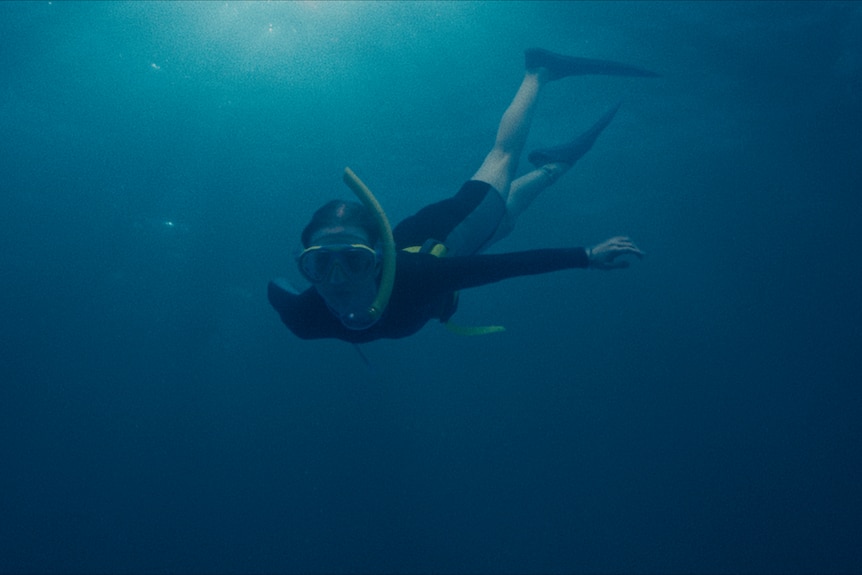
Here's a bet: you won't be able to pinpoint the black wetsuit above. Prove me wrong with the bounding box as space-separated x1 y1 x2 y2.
268 181 591 343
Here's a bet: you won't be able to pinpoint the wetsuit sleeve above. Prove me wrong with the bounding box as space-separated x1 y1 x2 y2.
404 247 591 295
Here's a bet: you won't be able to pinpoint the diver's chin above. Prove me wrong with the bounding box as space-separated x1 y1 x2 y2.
316 281 377 319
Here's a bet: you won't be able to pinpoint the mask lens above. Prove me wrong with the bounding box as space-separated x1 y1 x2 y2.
342 248 375 275
298 250 331 283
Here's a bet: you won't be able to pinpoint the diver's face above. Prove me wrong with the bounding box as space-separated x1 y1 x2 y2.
302 226 380 315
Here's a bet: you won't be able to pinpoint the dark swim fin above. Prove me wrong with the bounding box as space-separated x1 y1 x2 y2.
525 48 659 79
528 101 621 167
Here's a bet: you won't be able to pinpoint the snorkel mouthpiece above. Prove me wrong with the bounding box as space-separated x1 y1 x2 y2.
339 167 396 330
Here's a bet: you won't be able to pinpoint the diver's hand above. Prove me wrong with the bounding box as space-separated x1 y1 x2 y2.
586 236 645 270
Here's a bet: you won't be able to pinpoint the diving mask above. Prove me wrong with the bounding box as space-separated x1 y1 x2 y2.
297 243 380 284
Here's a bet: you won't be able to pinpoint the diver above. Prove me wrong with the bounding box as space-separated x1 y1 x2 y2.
269 48 654 343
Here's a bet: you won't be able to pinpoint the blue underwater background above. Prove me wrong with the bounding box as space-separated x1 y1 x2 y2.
2 1 861 573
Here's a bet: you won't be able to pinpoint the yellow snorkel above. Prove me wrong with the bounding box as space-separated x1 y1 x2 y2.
339 167 396 330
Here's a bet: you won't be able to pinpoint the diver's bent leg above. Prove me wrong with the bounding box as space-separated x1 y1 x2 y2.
482 104 621 249
471 70 548 201
507 163 569 218
481 163 569 249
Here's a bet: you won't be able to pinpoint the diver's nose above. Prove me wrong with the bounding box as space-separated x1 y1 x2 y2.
326 262 348 285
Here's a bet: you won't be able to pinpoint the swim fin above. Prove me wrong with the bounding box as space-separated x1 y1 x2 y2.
528 102 621 167
525 48 659 79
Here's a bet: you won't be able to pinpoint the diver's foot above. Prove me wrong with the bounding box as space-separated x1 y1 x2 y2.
525 48 659 80
528 102 622 167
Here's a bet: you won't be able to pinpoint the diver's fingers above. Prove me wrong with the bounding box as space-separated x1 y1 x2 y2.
608 236 646 258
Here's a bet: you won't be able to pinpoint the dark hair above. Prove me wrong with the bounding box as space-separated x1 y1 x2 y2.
300 200 379 247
